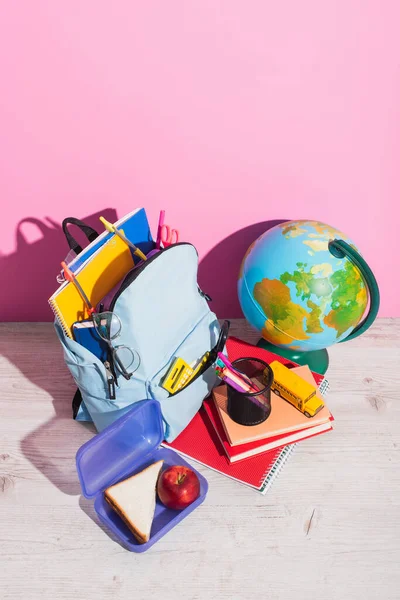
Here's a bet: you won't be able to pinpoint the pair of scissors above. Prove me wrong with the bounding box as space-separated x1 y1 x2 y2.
156 210 179 248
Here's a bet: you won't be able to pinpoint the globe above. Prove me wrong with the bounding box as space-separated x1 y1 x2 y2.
238 220 371 370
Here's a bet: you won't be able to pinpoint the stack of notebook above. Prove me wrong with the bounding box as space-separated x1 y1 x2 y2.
206 364 333 463
164 337 332 494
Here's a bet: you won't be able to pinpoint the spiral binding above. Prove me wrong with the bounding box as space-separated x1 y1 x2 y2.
259 444 296 494
319 378 330 395
48 299 73 339
259 376 330 493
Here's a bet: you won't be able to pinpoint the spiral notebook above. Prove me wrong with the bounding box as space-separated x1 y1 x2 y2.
163 407 295 493
49 233 133 338
67 207 153 273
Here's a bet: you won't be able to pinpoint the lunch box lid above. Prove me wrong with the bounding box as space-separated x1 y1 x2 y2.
76 399 164 499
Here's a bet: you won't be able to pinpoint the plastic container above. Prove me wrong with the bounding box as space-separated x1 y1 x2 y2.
227 357 273 426
76 399 208 552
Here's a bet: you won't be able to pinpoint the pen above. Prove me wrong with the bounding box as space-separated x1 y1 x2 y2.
61 261 95 316
99 216 147 262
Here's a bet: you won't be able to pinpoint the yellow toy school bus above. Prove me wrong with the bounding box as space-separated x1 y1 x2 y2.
268 361 324 418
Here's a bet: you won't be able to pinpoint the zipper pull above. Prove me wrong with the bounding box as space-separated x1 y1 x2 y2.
104 361 116 399
198 286 212 302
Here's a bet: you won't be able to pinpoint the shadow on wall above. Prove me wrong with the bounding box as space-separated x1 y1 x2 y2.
0 208 117 321
0 208 118 497
198 219 289 318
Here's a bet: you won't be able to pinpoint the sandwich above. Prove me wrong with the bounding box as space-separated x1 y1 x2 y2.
104 460 164 544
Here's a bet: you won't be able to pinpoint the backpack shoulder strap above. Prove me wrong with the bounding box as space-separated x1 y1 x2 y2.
72 388 83 419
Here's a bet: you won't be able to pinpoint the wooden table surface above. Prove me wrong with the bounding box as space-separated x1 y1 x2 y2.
1 319 399 600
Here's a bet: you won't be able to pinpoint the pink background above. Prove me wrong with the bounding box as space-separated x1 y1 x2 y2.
0 1 398 320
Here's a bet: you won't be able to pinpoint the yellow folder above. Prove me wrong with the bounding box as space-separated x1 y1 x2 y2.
49 233 134 338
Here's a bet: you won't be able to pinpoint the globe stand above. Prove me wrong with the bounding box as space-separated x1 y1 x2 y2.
256 339 329 375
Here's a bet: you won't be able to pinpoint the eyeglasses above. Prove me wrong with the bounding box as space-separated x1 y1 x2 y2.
92 312 140 380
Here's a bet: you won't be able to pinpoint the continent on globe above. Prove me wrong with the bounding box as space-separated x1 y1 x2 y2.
253 278 310 345
323 261 367 338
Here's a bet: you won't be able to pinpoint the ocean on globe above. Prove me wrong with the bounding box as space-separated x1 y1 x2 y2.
238 220 368 352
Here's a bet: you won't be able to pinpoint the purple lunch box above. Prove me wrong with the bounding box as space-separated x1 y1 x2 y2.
76 399 208 552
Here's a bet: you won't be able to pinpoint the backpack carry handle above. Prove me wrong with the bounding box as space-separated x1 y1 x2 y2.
62 217 99 255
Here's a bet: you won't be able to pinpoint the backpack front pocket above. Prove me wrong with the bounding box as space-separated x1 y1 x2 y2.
155 367 217 441
148 311 220 441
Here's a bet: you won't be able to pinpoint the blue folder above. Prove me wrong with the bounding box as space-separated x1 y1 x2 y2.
70 207 154 273
72 321 109 363
72 321 109 422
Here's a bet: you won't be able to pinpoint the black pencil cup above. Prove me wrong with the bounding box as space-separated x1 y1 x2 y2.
227 358 274 426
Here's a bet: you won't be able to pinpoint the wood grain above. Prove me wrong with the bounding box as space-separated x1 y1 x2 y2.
1 319 399 600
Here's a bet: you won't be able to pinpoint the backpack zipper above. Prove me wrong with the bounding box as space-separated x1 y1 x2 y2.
104 242 211 399
104 361 116 399
109 242 210 311
198 286 212 302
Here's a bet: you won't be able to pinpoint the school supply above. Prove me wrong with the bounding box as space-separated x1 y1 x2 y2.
92 311 140 383
183 351 211 387
55 240 220 441
164 364 330 486
213 365 332 447
162 322 230 396
204 384 333 464
225 336 330 399
99 216 147 262
104 460 164 544
72 320 109 363
161 357 194 394
64 260 140 386
204 398 332 463
215 354 257 394
185 320 230 380
61 261 95 315
163 407 295 493
156 209 179 248
50 233 134 338
224 357 273 426
62 208 153 274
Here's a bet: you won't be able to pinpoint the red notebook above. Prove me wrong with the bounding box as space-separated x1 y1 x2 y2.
163 407 294 492
203 396 333 463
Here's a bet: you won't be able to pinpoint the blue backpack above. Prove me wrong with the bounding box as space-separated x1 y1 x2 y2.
55 238 221 442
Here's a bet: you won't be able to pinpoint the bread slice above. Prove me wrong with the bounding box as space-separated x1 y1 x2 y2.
104 460 164 544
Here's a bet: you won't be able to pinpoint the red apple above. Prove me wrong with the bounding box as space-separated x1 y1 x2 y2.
157 465 200 510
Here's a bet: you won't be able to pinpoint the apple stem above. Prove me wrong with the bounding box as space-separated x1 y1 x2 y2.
177 472 186 485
